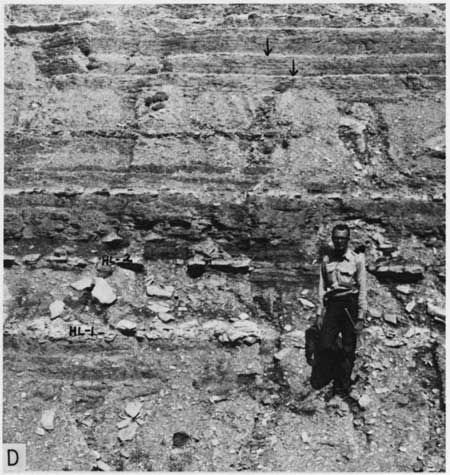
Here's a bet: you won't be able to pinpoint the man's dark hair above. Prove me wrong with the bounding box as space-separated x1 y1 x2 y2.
331 223 350 238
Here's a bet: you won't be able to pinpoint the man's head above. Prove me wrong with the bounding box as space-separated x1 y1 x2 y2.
331 224 350 256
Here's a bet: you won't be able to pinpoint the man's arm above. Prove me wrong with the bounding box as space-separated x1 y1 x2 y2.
316 257 326 324
356 254 367 321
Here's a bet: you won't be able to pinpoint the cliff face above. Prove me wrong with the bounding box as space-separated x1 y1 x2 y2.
3 4 445 472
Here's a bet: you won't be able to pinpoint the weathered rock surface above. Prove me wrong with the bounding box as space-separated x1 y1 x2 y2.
3 3 445 472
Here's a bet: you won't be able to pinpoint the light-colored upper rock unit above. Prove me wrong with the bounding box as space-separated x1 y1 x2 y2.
4 4 445 194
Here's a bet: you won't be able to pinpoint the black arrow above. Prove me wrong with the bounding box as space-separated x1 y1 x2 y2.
289 59 298 76
263 37 273 56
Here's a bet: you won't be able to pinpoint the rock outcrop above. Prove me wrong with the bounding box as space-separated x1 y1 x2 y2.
3 4 445 472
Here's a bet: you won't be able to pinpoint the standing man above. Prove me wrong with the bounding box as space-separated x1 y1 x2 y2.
313 223 367 395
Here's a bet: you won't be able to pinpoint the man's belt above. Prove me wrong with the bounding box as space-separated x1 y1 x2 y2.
324 288 358 302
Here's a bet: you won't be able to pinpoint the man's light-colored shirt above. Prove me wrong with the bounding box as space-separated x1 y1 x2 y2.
317 248 367 319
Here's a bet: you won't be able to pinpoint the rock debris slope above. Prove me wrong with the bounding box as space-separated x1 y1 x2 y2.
3 4 445 471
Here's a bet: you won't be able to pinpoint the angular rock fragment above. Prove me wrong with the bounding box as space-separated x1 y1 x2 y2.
369 308 383 319
301 432 310 443
49 300 65 320
27 317 47 333
135 330 145 341
209 395 227 403
35 427 45 436
102 231 125 248
47 247 68 263
23 253 41 264
383 314 398 325
210 257 251 273
374 387 389 394
226 320 260 344
125 401 143 419
92 278 117 305
358 394 371 409
118 422 138 442
262 393 280 405
4 254 16 268
71 276 94 291
396 284 412 295
60 245 76 255
146 330 162 340
116 319 137 335
40 409 55 431
299 297 315 309
148 302 171 314
372 233 396 254
191 238 226 259
96 461 112 471
104 333 117 343
146 284 175 299
158 312 175 323
427 302 445 321
274 348 291 361
424 134 445 158
67 257 88 268
144 231 163 242
405 301 416 313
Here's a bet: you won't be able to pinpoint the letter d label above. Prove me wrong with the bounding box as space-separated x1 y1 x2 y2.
3 444 26 472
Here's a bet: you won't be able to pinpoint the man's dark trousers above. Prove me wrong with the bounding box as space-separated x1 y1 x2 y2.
311 294 358 392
